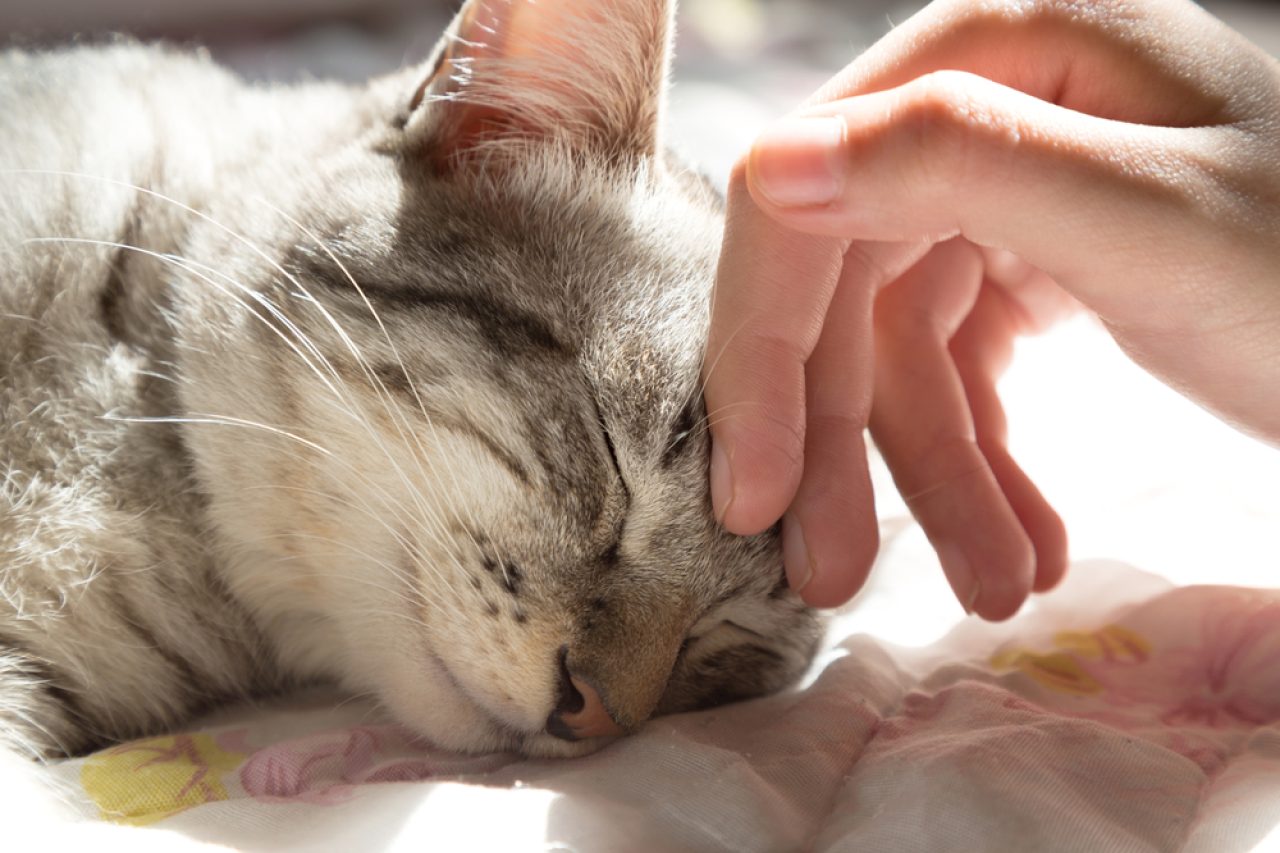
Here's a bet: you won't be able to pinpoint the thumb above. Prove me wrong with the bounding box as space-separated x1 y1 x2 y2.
746 69 1202 311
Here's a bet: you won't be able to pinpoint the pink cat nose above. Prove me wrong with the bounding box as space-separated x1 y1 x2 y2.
546 649 624 741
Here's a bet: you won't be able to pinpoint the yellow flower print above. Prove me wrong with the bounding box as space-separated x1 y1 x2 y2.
1051 625 1150 664
990 625 1152 696
82 733 246 825
990 648 1102 695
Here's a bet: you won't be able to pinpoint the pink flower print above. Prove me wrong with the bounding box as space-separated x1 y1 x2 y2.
239 727 437 805
1083 588 1280 728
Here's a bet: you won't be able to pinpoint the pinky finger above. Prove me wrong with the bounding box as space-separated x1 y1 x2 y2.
949 281 1069 593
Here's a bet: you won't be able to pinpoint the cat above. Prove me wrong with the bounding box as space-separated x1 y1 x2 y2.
0 0 820 800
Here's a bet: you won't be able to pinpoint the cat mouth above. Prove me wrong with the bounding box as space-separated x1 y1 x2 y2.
426 649 529 743
424 649 620 758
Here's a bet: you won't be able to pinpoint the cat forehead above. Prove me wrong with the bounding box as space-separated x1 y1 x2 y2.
385 154 723 398
389 148 723 275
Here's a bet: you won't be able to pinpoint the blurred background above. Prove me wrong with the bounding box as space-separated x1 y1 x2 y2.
3 0 1279 186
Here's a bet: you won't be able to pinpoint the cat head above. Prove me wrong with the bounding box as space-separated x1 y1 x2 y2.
180 0 821 757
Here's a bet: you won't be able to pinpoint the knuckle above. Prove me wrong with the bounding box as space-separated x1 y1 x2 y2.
911 70 979 124
794 446 875 531
900 71 985 194
750 332 816 385
712 334 810 470
892 433 992 503
808 412 871 448
843 242 894 290
742 412 807 471
899 70 1020 201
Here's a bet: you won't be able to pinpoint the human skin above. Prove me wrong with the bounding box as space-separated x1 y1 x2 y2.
703 0 1280 619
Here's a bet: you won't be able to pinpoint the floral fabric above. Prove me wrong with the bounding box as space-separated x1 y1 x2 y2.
50 560 1280 852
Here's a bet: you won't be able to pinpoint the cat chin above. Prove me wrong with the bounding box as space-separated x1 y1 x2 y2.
382 692 613 760
517 731 618 760
357 644 534 758
371 655 617 759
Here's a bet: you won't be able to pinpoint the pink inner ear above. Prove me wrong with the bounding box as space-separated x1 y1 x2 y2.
417 0 558 161
418 0 672 167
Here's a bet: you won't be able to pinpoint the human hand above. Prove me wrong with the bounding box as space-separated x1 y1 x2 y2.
703 0 1280 618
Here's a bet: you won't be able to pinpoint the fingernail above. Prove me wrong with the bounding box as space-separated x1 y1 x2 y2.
782 514 815 593
935 541 981 615
710 439 735 525
750 115 846 208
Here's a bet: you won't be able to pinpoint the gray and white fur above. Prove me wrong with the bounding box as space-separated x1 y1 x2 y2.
0 0 820 788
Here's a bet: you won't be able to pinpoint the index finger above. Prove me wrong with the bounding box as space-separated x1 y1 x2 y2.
703 159 845 535
704 154 924 538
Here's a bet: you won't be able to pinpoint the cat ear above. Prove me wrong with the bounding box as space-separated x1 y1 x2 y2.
411 0 674 169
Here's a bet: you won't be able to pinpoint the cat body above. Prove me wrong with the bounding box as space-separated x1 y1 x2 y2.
0 43 363 760
0 0 819 792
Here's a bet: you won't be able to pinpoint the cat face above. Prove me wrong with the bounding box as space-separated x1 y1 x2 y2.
178 0 820 757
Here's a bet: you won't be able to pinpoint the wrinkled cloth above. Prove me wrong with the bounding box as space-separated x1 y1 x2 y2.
40 319 1280 853
47 560 1280 853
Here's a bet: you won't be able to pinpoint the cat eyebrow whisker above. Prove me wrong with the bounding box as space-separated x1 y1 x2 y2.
21 236 355 408
657 313 757 464
9 169 475 590
684 402 768 453
266 203 505 580
702 401 774 431
24 229 473 596
104 408 463 594
691 312 754 418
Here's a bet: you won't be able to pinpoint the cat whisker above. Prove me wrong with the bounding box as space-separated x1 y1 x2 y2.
6 178 409 488
329 688 383 714
690 312 755 415
667 401 763 456
135 416 464 585
264 202 492 576
702 399 774 430
18 235 471 589
105 413 331 457
19 237 354 409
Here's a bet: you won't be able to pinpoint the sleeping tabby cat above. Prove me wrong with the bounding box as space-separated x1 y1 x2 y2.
0 0 819 787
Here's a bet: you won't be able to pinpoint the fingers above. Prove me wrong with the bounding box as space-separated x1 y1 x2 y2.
781 240 929 607
746 70 1199 316
704 0 1280 619
949 281 1070 594
870 240 1035 620
805 0 1250 127
703 162 847 537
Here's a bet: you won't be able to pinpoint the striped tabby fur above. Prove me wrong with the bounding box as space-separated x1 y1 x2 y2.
0 0 820 800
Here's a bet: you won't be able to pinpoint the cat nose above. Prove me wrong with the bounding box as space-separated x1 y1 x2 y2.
545 647 624 741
